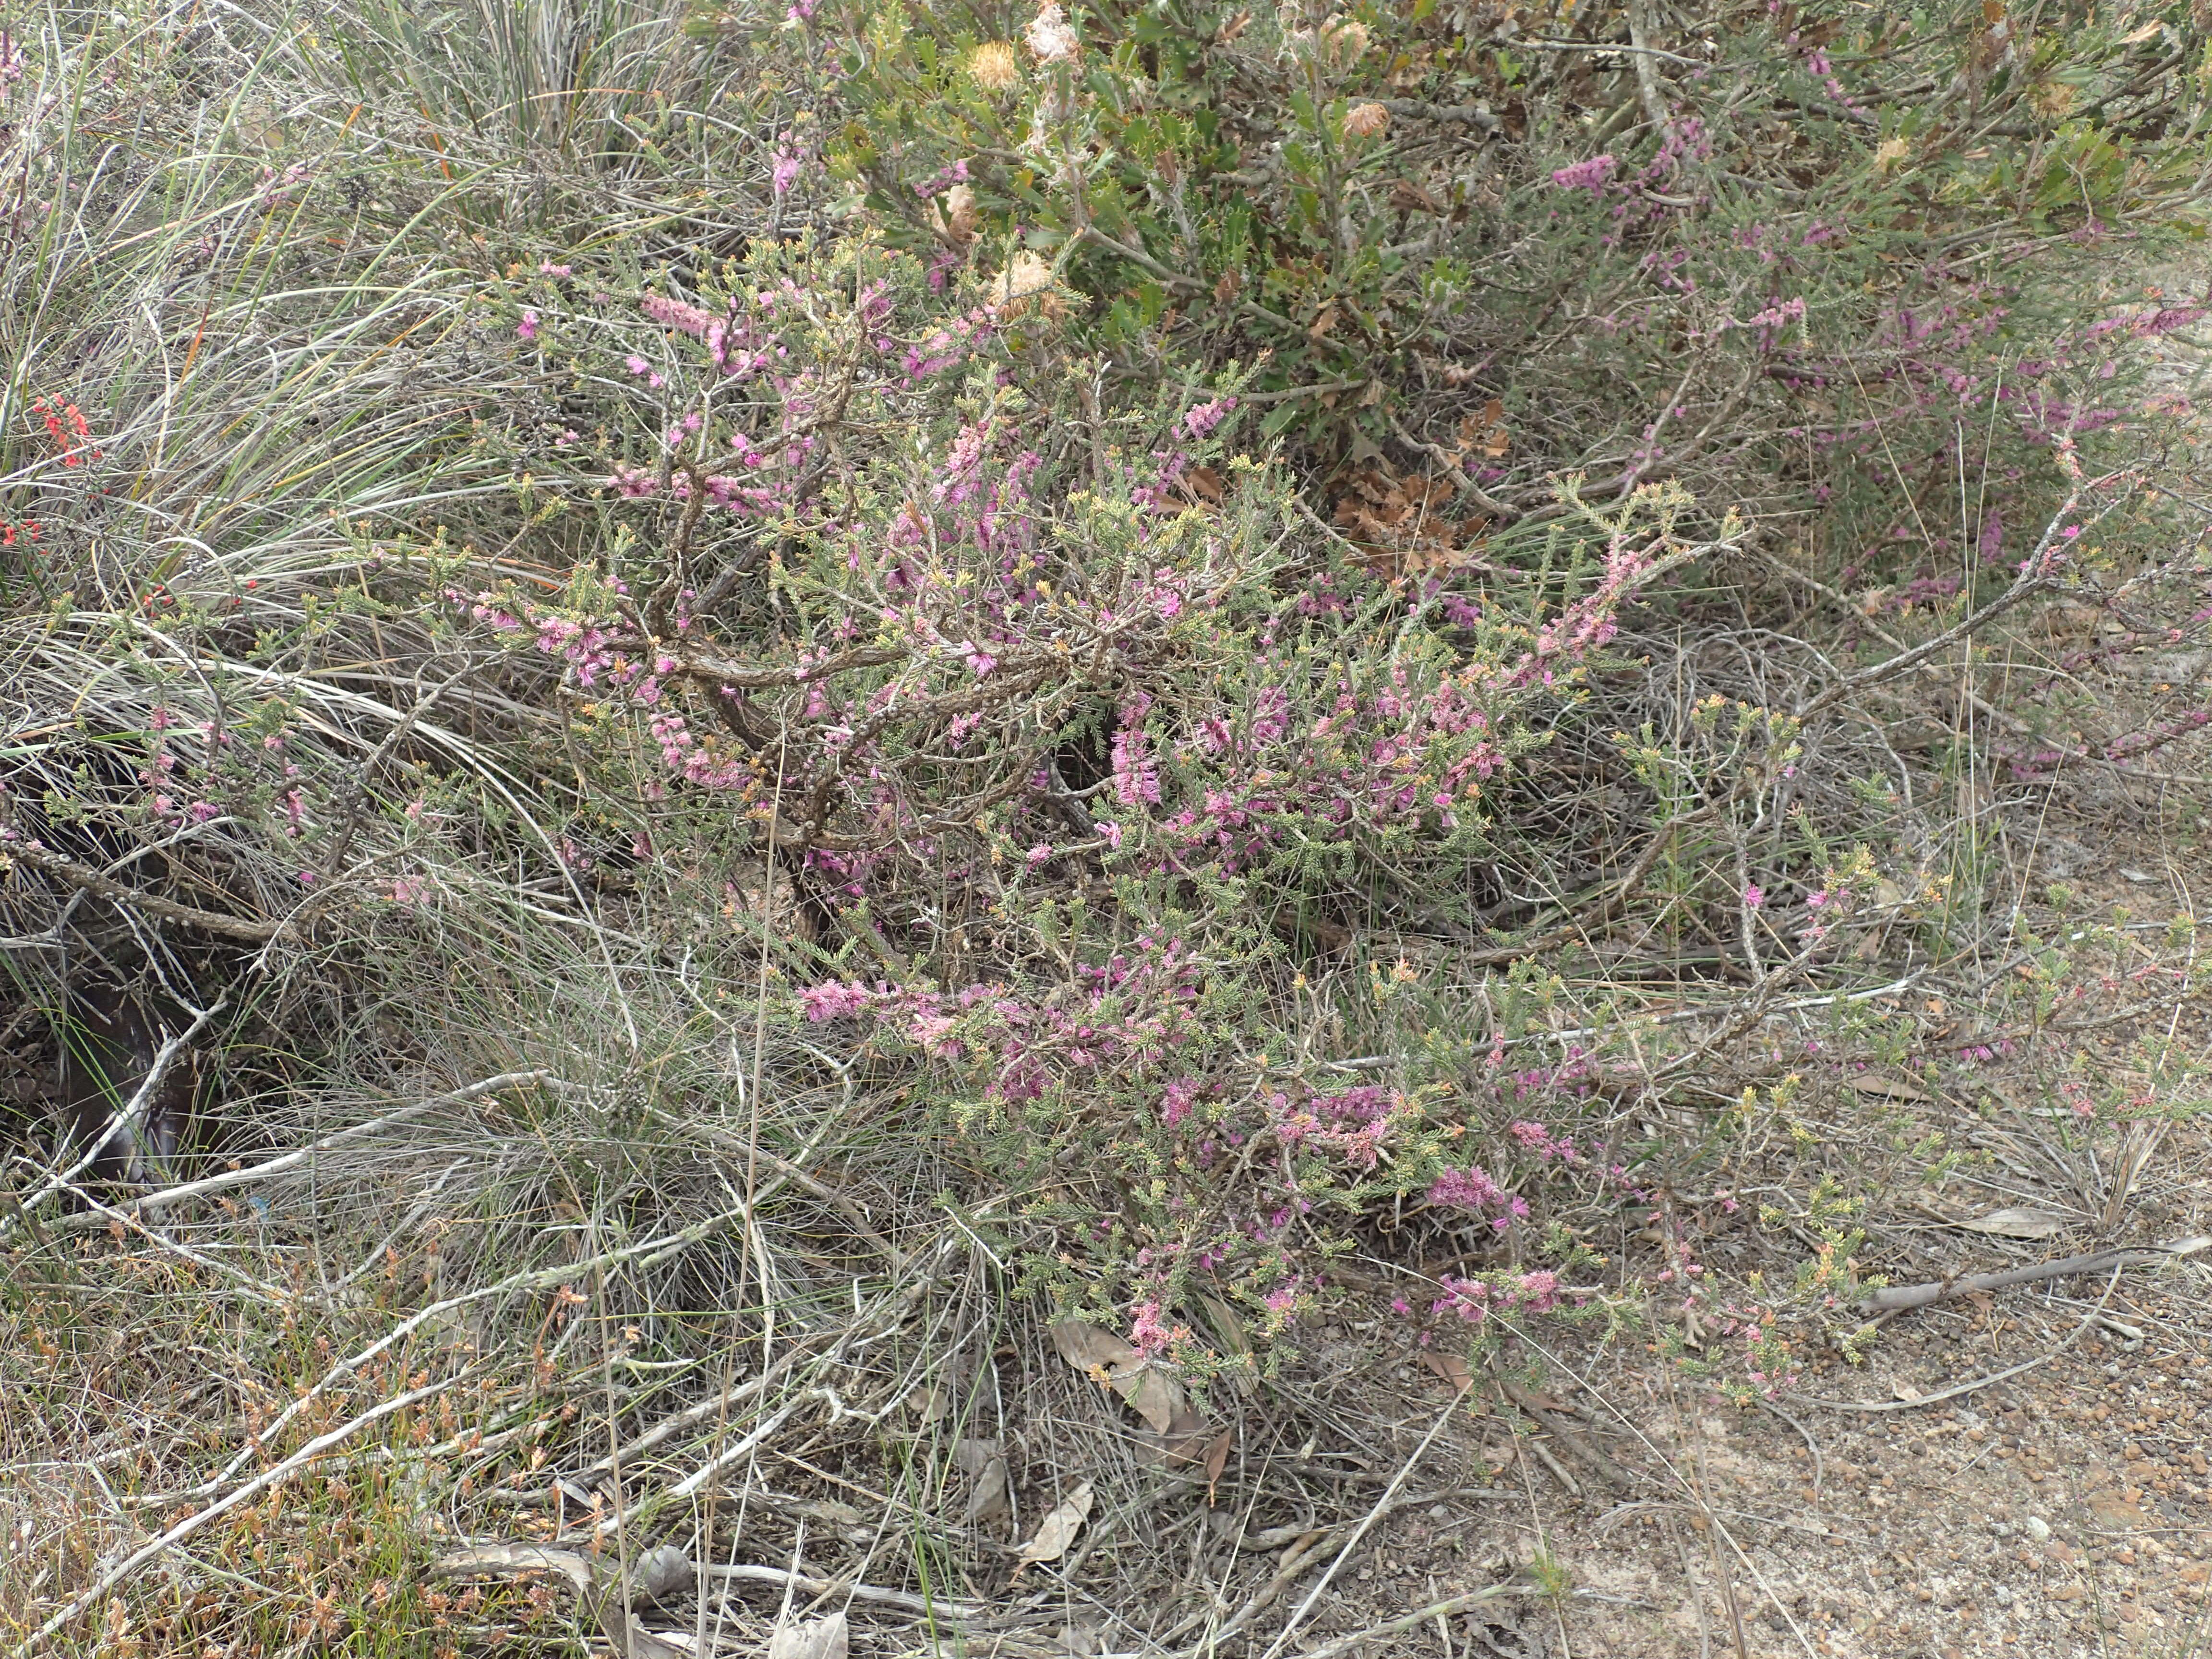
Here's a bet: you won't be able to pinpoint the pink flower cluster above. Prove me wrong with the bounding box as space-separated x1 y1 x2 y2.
1427 1164 1530 1231
1551 155 1616 193
1431 1270 1563 1324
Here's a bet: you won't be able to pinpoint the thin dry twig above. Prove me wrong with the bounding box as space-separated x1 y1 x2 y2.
1493 1370 1635 1492
1855 1234 2207 1313
0 837 286 941
1788 1263 2130 1414
1260 1397 1463 1659
34 1070 553 1230
1267 1585 1520 1659
433 1544 689 1659
5 997 225 1222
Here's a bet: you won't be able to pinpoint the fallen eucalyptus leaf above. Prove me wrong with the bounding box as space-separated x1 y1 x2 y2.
630 1543 693 1604
1954 1207 2069 1240
1418 1350 1474 1395
955 1438 1010 1526
1050 1318 1190 1433
1203 1428 1234 1493
1016 1481 1095 1571
1050 1319 1142 1374
767 1611 849 1659
1119 1365 1189 1435
1852 1073 1932 1104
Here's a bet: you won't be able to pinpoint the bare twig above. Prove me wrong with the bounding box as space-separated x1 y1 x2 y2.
10 1367 485 1657
1260 1397 1462 1659
5 997 224 1223
34 1070 553 1232
1494 1371 1635 1492
0 837 284 941
1787 1263 2132 1414
433 1544 689 1659
1855 1235 2207 1314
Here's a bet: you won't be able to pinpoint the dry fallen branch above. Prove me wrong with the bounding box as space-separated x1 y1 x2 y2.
168 1195 764 1502
0 837 288 941
5 998 226 1225
1856 1233 2208 1313
433 1542 692 1659
709 1564 989 1620
1492 1370 1635 1492
10 1366 484 1658
27 1070 554 1235
1787 1264 2132 1415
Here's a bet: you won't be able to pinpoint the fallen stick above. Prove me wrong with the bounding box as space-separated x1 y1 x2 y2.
1789 1263 2131 1416
182 1193 760 1500
707 1563 988 1619
1857 1234 2208 1313
5 998 224 1226
1493 1371 1635 1492
435 1543 691 1659
10 1368 479 1659
1269 1585 1519 1659
0 838 285 942
33 1069 553 1233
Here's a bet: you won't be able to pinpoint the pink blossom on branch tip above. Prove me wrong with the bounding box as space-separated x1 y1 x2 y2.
1551 154 1616 192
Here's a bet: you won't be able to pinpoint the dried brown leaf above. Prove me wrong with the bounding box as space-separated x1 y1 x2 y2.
1049 1317 1194 1432
1049 1319 1141 1375
1852 1072 1933 1104
1120 1365 1188 1434
1204 1428 1234 1494
1181 465 1226 504
768 1612 850 1659
1015 1481 1095 1571
1418 1350 1474 1395
1954 1206 2069 1240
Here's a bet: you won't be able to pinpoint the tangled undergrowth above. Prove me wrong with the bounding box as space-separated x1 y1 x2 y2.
2 0 2210 1653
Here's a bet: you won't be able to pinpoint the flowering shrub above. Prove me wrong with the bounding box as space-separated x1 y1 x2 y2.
3 0 2207 1432
20 6 2212 1654
422 232 1789 1338
399 139 2212 1387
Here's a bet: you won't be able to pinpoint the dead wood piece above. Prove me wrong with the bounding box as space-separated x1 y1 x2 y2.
1792 1262 2138 1415
0 839 283 942
433 1543 690 1659
1858 1234 2208 1313
1492 1373 1635 1492
709 1563 988 1620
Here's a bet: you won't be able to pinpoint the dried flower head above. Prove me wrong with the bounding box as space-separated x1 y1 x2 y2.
1025 0 1080 63
991 252 1057 314
1289 13 1369 65
1342 101 1389 139
971 40 1021 89
935 183 980 247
